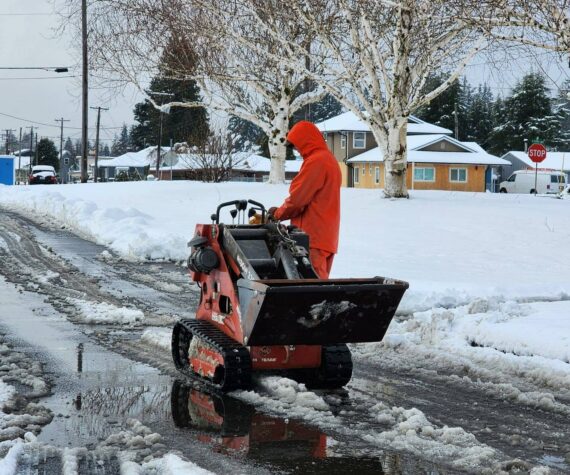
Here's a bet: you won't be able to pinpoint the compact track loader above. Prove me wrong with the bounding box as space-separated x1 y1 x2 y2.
172 199 408 391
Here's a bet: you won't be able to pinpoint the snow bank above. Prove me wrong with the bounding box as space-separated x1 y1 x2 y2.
137 453 214 475
1 182 568 302
141 328 171 351
67 298 145 324
235 376 502 472
0 440 23 475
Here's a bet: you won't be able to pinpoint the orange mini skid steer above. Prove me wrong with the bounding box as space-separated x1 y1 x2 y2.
172 199 409 392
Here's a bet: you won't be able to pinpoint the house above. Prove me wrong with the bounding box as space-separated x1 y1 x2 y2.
229 153 302 182
97 147 156 181
316 111 509 192
501 151 570 182
156 151 302 182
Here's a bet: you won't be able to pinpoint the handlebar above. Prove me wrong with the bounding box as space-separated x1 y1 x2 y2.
212 199 267 224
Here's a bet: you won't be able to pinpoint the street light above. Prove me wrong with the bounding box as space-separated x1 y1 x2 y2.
148 92 174 178
0 66 69 73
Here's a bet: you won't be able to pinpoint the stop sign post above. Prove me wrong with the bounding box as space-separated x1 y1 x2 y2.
528 143 547 195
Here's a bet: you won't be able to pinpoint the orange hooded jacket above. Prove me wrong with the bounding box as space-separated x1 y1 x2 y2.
273 121 342 254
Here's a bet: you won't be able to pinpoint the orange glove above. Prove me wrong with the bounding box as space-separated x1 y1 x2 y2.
249 213 263 225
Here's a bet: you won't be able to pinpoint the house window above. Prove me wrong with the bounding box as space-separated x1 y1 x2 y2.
450 168 467 183
353 132 366 149
340 134 346 149
414 167 435 182
370 164 373 175
353 166 360 184
375 167 380 184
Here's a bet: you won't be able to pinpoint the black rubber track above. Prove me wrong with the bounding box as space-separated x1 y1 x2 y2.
172 319 252 392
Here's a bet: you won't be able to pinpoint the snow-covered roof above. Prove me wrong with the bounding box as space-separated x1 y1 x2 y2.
232 153 303 173
503 151 570 171
157 152 303 173
316 111 453 135
98 147 156 168
348 135 508 166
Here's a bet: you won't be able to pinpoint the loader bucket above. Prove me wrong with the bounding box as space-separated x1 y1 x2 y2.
237 278 409 346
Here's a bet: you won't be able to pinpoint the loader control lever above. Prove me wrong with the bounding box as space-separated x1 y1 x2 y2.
213 199 267 224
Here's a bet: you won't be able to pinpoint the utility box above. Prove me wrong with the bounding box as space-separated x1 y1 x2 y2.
0 156 15 186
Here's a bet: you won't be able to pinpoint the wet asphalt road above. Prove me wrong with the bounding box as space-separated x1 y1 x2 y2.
0 209 569 474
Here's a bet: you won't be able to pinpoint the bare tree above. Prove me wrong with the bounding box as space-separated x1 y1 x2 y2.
58 0 327 184
465 1 570 53
174 130 247 183
232 0 486 197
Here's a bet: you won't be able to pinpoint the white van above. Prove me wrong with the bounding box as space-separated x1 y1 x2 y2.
499 170 566 194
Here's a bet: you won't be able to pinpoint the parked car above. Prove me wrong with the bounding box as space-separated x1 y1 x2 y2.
29 165 58 185
499 170 566 194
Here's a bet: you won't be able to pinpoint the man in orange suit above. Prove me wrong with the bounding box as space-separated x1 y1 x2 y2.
268 121 341 279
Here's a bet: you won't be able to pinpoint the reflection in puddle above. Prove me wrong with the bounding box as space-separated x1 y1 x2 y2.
170 381 389 474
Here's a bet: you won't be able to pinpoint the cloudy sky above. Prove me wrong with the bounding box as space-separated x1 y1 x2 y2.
0 0 139 148
0 1 567 151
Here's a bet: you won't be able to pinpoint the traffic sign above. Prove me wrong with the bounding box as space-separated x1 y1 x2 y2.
528 143 547 163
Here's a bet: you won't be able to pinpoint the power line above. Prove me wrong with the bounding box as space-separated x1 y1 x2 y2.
0 76 77 81
0 13 54 16
0 111 124 130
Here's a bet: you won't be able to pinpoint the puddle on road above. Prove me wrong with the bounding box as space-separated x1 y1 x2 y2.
169 381 391 475
1 280 405 473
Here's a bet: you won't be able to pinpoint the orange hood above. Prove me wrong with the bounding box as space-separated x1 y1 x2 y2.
286 121 328 158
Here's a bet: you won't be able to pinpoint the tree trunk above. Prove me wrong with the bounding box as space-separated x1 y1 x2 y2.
268 139 287 184
383 118 409 198
267 103 289 184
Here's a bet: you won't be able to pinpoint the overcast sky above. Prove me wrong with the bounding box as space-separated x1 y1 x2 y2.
1 1 568 150
0 0 140 148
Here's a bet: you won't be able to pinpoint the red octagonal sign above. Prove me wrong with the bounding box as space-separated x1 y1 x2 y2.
528 143 547 163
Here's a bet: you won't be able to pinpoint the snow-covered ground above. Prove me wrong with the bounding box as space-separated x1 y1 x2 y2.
1 181 569 472
1 182 568 347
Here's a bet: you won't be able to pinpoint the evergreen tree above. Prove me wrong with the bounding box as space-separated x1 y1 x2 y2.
102 144 111 156
466 84 495 145
130 40 210 150
414 73 465 138
291 93 343 124
64 137 75 156
554 81 570 151
37 138 60 171
488 73 566 155
111 125 131 156
228 116 268 155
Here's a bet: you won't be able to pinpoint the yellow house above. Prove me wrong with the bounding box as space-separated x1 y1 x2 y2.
317 112 509 192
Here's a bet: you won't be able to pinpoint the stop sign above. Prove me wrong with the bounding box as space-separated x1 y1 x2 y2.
528 143 547 163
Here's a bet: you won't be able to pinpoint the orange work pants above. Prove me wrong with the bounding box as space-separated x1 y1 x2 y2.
310 248 335 279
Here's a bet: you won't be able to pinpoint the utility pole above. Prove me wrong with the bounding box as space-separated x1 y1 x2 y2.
81 0 89 183
26 126 36 174
149 92 174 178
18 127 22 185
55 118 70 183
35 134 39 167
90 106 108 182
4 129 15 154
454 101 459 140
